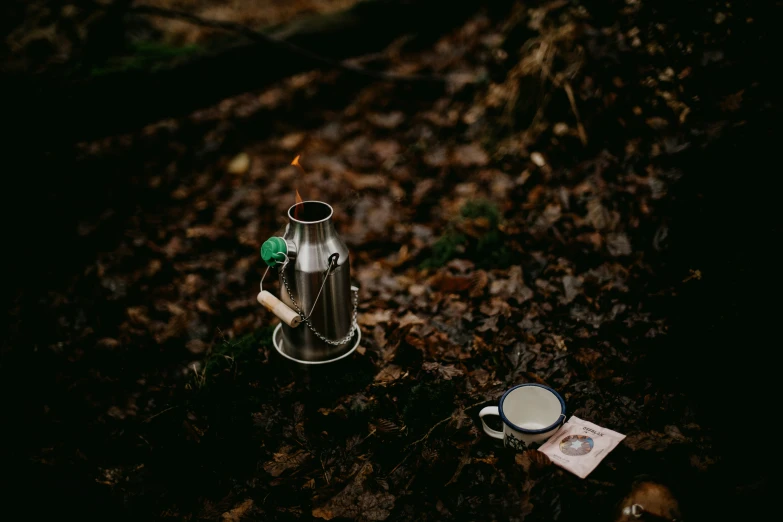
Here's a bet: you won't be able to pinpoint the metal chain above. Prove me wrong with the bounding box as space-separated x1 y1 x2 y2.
280 264 359 346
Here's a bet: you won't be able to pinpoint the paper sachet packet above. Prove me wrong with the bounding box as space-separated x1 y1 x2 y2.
537 416 625 478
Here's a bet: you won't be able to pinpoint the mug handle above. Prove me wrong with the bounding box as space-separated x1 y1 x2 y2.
479 406 504 440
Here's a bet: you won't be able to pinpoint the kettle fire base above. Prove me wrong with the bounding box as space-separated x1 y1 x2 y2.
272 323 361 365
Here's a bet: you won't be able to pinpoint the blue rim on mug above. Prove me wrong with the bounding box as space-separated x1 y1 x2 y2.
498 383 566 434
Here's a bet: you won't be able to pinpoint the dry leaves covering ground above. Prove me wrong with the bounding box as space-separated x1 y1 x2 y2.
2 1 775 520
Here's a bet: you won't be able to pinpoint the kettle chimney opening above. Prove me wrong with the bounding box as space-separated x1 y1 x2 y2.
288 201 333 224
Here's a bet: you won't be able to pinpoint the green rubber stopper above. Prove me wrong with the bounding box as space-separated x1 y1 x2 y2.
261 236 288 267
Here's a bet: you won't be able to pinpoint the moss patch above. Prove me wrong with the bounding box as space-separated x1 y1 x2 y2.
196 326 275 389
421 199 511 269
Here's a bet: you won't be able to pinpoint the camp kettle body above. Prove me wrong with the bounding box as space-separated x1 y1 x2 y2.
258 201 359 363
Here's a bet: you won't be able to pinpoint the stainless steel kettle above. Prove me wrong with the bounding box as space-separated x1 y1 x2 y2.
258 201 359 363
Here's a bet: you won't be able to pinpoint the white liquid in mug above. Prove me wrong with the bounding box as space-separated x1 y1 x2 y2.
516 421 548 430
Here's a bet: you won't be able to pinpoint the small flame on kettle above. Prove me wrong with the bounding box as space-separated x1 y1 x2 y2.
294 189 304 217
291 155 305 220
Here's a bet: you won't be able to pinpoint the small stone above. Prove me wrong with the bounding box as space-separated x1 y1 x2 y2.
227 153 250 175
530 152 546 167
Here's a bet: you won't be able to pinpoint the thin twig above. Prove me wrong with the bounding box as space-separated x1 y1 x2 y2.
361 427 378 444
404 416 452 450
129 5 444 84
564 81 588 145
385 399 488 477
144 405 178 423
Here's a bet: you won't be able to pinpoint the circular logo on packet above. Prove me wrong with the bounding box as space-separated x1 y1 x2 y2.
559 435 594 456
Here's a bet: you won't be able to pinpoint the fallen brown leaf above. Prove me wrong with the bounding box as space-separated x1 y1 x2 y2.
186 339 207 354
312 463 395 521
515 449 552 472
476 315 499 332
262 445 311 477
453 143 490 167
398 312 425 329
371 140 401 161
374 365 402 383
359 310 393 326
428 271 473 293
186 226 223 240
470 270 489 298
127 306 149 326
422 361 464 380
344 171 388 191
606 233 632 256
367 111 405 129
470 368 491 386
221 499 253 521
473 454 499 466
423 146 449 167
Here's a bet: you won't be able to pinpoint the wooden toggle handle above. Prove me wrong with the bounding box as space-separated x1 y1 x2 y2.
257 290 302 327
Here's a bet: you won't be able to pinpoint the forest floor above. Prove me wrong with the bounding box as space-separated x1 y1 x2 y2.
2 1 778 520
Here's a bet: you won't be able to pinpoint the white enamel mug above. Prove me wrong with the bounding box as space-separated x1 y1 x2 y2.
479 383 566 451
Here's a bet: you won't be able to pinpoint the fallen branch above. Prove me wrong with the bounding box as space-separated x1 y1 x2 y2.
130 4 442 85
